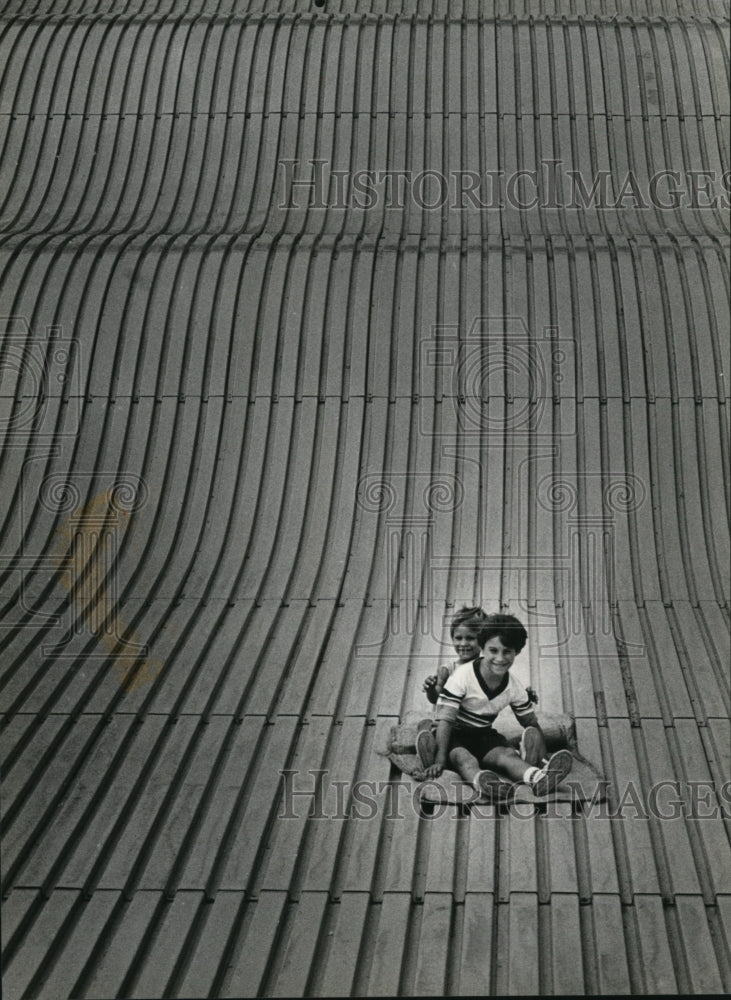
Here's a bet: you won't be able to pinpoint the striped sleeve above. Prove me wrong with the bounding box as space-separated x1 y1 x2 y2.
509 677 534 718
435 674 464 723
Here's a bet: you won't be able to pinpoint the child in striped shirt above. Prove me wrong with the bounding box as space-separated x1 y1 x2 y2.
418 612 572 797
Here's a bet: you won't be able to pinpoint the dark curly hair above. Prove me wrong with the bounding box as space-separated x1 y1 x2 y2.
482 612 528 654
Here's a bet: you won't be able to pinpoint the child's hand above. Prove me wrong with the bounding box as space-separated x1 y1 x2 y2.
527 685 539 704
423 675 439 704
420 762 444 779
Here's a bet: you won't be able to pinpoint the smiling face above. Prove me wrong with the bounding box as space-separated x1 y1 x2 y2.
482 635 517 678
451 625 482 663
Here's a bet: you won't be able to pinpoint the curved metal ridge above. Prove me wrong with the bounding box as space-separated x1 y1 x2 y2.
0 1 729 998
0 14 729 241
1 0 730 18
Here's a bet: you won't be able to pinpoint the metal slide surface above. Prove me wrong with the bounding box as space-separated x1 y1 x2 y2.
0 1 729 996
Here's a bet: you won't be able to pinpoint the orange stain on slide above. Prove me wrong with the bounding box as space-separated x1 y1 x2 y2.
54 490 162 692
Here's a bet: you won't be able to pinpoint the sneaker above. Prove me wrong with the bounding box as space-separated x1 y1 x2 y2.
473 769 509 798
416 729 437 770
530 749 573 796
520 726 544 766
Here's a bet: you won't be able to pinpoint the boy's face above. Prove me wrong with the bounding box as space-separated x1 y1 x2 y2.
482 635 517 676
452 625 482 663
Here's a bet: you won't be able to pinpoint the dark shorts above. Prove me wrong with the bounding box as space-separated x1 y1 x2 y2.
448 725 509 760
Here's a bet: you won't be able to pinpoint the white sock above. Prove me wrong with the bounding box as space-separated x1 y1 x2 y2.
523 766 540 784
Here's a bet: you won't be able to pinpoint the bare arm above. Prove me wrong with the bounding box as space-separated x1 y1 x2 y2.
517 709 539 729
423 664 451 704
435 664 450 694
421 719 452 779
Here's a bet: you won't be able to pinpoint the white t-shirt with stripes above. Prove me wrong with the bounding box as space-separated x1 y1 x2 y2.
435 658 534 729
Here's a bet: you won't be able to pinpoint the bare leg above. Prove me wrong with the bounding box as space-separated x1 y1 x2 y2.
452 745 517 798
484 746 573 794
448 746 482 783
520 726 546 766
482 746 528 783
